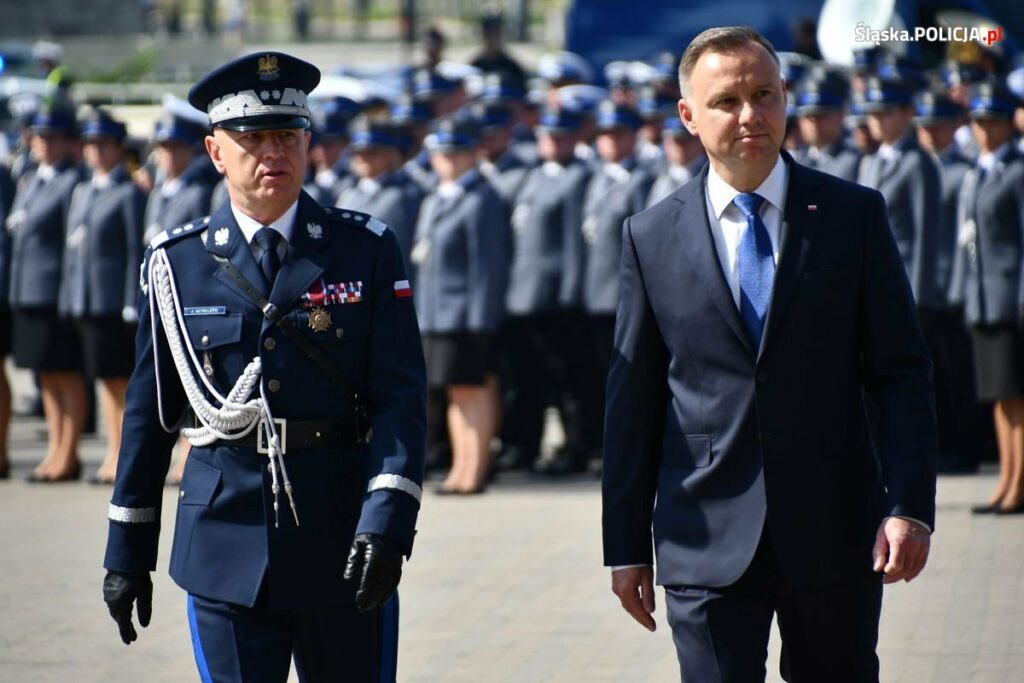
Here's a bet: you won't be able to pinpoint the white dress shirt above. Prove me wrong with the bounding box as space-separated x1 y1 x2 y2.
230 199 298 262
704 155 787 307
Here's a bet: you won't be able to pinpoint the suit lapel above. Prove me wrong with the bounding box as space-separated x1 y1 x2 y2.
760 158 820 358
268 192 330 310
207 201 269 307
674 168 755 356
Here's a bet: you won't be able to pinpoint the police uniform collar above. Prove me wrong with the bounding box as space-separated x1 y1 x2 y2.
230 198 299 246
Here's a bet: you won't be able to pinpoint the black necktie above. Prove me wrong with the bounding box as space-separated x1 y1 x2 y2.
254 227 282 288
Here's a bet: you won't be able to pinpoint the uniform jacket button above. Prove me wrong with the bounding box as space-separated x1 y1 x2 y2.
757 372 768 383
201 334 210 346
335 328 344 339
268 379 281 392
264 337 276 350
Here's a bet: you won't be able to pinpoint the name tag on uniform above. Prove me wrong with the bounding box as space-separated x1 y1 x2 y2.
184 306 227 316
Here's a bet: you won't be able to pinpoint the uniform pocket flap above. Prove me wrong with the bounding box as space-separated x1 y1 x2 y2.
185 313 244 350
661 434 712 469
179 459 221 506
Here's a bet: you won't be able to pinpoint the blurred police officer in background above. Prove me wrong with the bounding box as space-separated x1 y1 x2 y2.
915 90 983 474
499 107 593 473
0 158 14 479
60 108 146 485
101 52 426 682
337 117 424 269
646 116 704 208
794 73 862 181
304 95 362 205
574 101 654 475
9 100 86 483
412 114 509 494
950 81 1024 514
472 101 530 211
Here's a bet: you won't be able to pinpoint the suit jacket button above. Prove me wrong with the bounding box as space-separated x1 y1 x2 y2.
757 372 768 383
268 379 281 392
263 337 276 350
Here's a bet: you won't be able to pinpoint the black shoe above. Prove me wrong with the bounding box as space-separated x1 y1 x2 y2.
25 462 82 483
0 463 8 480
971 503 1001 514
996 502 1024 515
534 451 588 476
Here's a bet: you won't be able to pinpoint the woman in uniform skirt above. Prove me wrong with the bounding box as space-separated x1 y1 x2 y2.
59 110 146 484
952 83 1024 514
411 114 511 494
8 103 86 481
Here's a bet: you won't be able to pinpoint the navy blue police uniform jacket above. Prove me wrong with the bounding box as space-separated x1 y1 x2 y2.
59 165 147 317
104 191 427 610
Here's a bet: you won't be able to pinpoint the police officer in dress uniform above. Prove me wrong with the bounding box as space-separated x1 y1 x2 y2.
336 118 424 270
793 75 862 182
950 81 1024 514
9 101 87 482
645 117 703 208
573 101 654 475
305 96 362 206
915 91 982 473
412 114 510 494
498 107 596 473
142 112 216 244
471 101 531 212
59 109 147 485
858 76 943 311
393 94 439 194
101 53 426 683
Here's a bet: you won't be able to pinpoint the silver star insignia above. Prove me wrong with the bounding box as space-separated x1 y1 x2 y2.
260 90 271 100
272 89 281 100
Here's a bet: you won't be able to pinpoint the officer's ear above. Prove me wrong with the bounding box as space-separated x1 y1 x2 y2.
205 133 226 175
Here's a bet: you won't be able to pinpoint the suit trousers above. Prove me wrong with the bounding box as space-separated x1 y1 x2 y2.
186 589 399 683
664 527 882 683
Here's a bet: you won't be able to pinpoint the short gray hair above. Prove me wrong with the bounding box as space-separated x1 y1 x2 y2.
678 26 780 98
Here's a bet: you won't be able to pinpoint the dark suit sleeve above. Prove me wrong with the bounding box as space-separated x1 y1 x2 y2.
104 247 188 572
859 190 938 529
601 216 669 566
354 228 427 555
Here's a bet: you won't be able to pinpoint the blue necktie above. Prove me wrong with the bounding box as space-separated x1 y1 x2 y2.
254 227 282 290
734 192 774 348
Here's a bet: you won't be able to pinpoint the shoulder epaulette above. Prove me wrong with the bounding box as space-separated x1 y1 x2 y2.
149 216 211 249
324 206 388 237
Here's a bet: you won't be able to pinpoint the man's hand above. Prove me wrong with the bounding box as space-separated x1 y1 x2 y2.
103 570 153 645
343 533 403 613
872 517 931 584
611 566 657 632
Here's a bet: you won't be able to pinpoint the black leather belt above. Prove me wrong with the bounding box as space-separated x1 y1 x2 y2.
201 417 369 453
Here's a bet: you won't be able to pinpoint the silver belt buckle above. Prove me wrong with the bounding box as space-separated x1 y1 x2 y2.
257 418 288 454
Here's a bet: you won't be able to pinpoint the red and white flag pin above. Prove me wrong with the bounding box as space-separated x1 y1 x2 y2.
394 280 413 298
807 204 818 211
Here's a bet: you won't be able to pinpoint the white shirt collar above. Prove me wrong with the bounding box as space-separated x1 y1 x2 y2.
231 199 299 245
978 142 1012 172
706 155 787 220
161 177 183 198
92 172 113 190
36 164 57 182
541 160 566 177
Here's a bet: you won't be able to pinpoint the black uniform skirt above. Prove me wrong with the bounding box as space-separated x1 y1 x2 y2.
0 303 12 356
77 316 137 378
423 332 495 388
971 324 1024 401
12 307 82 372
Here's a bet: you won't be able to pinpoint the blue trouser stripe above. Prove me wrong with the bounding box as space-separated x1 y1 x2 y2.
379 592 399 683
187 594 215 683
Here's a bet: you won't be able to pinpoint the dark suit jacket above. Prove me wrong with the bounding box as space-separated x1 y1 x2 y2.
602 154 937 588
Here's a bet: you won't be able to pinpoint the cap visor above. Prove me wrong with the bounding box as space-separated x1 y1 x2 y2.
216 115 310 132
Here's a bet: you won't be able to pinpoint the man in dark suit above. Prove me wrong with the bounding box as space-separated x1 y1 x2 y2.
602 27 936 682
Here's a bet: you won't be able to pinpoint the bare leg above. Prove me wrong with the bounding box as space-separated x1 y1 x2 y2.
988 401 1013 508
442 387 469 491
1000 398 1024 510
95 377 129 482
168 435 191 485
34 372 84 479
450 379 498 493
34 373 65 477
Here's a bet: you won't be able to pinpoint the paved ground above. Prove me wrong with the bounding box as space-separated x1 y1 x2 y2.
1 372 1022 681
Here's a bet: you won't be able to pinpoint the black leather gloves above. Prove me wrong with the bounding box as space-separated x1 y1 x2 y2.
103 570 153 645
343 533 404 613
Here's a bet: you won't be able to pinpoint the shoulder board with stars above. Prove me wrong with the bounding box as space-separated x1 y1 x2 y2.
323 206 389 237
149 216 211 249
